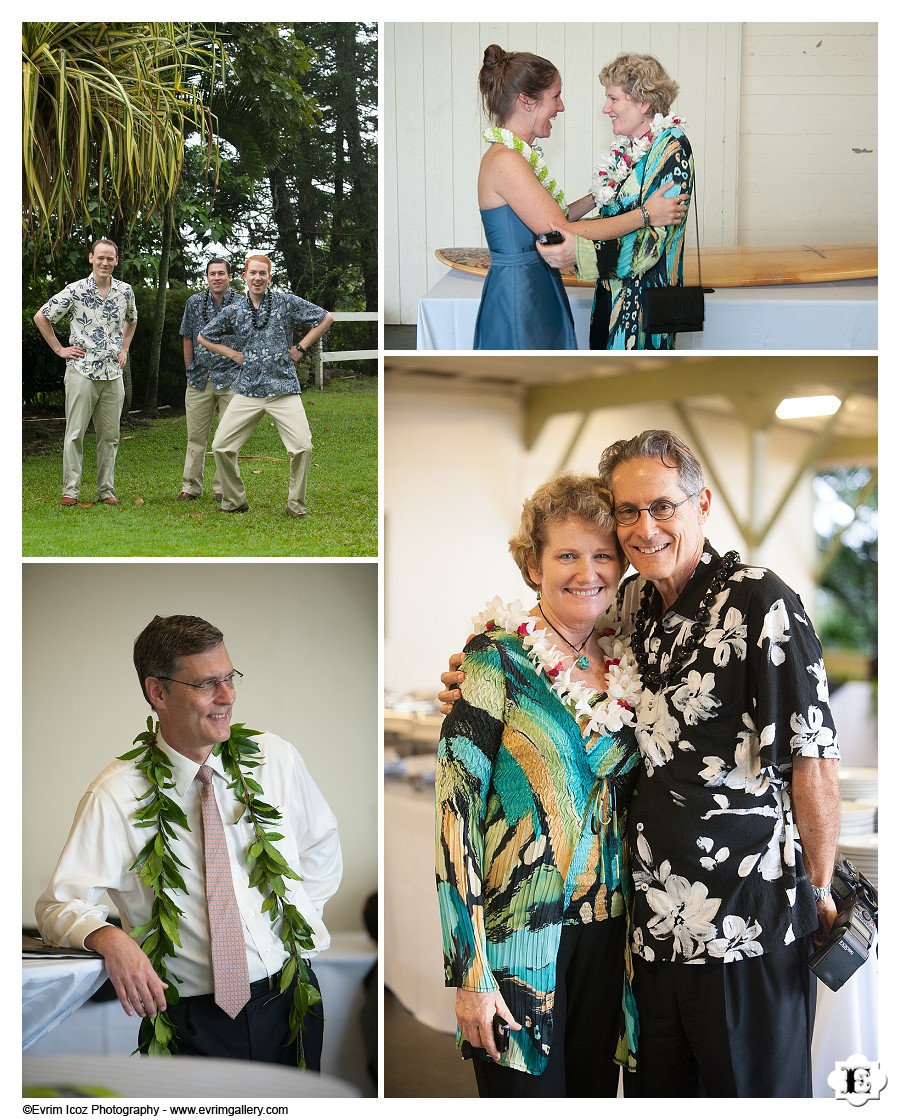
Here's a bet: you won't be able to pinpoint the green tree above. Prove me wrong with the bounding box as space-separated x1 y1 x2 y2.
23 21 221 415
815 468 878 661
23 22 216 254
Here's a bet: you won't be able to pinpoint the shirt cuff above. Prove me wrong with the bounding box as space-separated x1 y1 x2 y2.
575 236 600 282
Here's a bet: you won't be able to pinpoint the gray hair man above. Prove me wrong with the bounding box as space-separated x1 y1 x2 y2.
441 429 841 1097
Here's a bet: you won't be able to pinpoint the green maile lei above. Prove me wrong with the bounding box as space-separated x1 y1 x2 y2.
482 127 569 214
117 718 320 1066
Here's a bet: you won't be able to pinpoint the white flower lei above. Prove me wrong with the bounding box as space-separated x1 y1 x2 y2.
471 596 643 739
591 113 687 208
482 127 569 214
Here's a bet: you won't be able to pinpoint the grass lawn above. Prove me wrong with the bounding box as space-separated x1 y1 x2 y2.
23 379 378 557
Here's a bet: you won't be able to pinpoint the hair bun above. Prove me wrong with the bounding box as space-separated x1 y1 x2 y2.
483 44 506 69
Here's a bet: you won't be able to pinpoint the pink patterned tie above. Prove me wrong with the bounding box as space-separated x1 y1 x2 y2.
197 764 251 1018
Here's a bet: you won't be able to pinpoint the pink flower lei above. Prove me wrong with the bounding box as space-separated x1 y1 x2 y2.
471 596 643 739
591 112 687 208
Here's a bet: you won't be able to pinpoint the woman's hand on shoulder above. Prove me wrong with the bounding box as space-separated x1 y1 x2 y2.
455 988 522 1061
644 183 690 227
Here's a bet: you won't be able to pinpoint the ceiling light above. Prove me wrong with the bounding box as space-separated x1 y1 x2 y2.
775 395 841 419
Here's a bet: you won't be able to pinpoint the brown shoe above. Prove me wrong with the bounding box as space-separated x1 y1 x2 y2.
176 491 198 501
218 502 250 514
100 496 120 506
284 507 308 519
61 496 77 507
214 493 223 502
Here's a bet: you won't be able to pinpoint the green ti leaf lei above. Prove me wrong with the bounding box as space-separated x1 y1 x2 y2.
482 127 569 215
118 718 321 1066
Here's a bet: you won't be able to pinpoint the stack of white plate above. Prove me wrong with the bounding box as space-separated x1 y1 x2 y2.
840 800 877 835
839 766 878 802
837 834 878 889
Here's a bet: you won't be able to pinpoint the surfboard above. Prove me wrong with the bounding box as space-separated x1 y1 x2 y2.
434 244 877 288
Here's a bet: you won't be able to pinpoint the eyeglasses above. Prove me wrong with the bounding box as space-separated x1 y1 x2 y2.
156 670 243 695
613 495 697 526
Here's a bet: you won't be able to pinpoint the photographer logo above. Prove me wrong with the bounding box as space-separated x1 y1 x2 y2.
828 1054 886 1105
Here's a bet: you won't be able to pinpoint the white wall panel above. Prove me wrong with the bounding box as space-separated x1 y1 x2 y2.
738 23 877 244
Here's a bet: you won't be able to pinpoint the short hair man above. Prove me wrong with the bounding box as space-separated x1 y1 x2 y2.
33 239 137 506
441 430 842 1097
36 614 342 1066
197 255 334 517
176 259 240 502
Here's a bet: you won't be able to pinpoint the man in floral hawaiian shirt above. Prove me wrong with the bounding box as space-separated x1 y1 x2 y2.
440 429 843 1097
197 254 333 517
595 429 841 1097
33 239 137 506
176 259 240 502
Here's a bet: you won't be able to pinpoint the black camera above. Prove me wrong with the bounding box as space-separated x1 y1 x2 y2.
460 1014 511 1060
808 858 878 992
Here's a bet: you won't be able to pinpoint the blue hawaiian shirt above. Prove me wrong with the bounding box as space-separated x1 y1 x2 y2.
39 276 137 381
200 290 328 397
179 289 241 391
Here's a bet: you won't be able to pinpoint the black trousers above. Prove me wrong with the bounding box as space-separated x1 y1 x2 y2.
164 965 323 1068
473 918 625 1098
625 939 816 1097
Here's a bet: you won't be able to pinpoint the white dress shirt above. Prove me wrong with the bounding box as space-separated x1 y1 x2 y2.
36 732 342 998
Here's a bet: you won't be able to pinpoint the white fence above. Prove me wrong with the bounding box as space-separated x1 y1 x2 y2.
312 310 378 389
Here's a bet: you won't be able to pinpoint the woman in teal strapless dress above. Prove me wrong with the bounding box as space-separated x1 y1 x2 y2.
474 45 688 351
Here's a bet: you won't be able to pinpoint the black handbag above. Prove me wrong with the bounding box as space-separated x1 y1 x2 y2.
644 284 705 333
641 162 712 335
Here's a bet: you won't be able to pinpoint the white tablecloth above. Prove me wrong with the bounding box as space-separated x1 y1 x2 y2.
385 775 879 1097
23 957 107 1050
811 941 879 1098
23 933 376 1094
22 1054 360 1098
416 269 877 350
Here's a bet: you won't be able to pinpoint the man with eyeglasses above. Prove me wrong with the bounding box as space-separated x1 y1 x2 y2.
440 430 841 1097
176 259 240 502
36 614 342 1068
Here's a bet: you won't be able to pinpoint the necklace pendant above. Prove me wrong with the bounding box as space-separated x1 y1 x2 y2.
576 654 590 670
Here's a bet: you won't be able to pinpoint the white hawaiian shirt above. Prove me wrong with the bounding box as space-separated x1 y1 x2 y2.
40 275 137 381
200 290 328 397
611 543 840 964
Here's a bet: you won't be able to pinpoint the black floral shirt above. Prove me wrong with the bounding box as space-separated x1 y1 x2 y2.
179 289 240 390
612 542 839 964
200 290 328 398
40 276 137 381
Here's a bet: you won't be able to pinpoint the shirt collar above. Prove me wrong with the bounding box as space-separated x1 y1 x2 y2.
86 274 117 295
649 539 721 620
157 732 228 796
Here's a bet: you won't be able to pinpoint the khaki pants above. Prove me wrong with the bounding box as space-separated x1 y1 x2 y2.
211 393 313 514
63 370 125 500
182 381 234 496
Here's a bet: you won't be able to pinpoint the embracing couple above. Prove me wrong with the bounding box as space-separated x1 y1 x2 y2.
475 49 693 351
437 430 841 1098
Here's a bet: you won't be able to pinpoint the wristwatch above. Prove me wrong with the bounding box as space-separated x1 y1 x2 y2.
812 882 832 902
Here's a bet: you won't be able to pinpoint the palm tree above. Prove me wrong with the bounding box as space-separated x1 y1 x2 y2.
23 22 218 249
23 22 222 412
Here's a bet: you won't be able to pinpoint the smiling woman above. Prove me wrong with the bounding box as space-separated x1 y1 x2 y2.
473 45 689 350
436 472 643 1097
